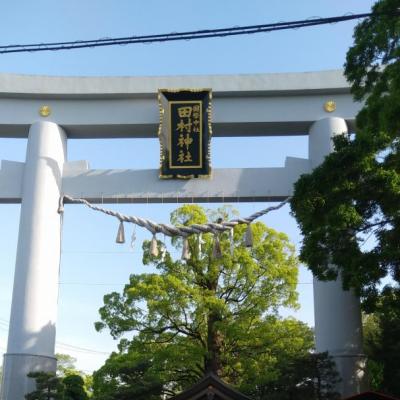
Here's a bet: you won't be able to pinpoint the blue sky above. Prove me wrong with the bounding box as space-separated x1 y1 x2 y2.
0 0 376 373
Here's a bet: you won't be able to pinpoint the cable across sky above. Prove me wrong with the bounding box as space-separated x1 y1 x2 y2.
0 12 398 54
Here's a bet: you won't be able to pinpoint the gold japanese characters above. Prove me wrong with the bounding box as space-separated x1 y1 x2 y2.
173 103 201 166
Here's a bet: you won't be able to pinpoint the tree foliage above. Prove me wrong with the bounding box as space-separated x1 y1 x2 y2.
56 354 78 378
248 352 340 400
25 372 65 400
363 286 400 396
63 375 89 400
290 0 400 309
26 370 89 400
94 318 317 399
93 204 320 398
56 353 92 396
92 353 163 400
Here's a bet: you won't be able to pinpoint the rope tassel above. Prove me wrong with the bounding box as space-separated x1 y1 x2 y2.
115 220 125 244
150 234 159 257
181 237 191 260
244 223 253 248
212 234 222 259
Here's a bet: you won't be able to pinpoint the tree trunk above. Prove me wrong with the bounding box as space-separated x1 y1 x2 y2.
204 259 223 376
205 312 223 376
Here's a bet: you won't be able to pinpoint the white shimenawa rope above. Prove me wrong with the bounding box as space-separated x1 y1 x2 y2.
59 194 290 238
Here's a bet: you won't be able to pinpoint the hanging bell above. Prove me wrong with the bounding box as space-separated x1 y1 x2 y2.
244 223 253 248
181 237 191 260
212 234 222 259
150 234 159 257
115 220 125 244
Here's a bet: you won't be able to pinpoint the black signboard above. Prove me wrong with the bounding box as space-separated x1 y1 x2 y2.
158 89 212 179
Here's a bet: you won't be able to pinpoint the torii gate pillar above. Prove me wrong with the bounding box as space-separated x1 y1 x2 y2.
310 117 366 397
1 122 66 400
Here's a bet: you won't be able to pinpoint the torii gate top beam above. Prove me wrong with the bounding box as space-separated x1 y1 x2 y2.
0 70 360 204
0 70 360 138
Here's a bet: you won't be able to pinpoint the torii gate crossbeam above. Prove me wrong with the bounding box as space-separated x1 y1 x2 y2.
0 70 366 399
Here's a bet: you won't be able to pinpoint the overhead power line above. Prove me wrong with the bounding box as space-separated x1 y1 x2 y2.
56 341 110 355
0 12 397 54
0 318 111 355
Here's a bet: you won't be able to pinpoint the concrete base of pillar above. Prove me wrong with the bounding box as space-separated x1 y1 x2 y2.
313 275 367 396
1 353 57 400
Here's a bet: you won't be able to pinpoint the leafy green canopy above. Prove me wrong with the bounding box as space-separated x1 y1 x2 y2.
56 353 93 396
26 372 88 400
26 372 65 400
25 356 91 400
252 352 340 400
92 353 164 400
93 205 316 398
63 375 89 400
363 286 400 396
291 0 400 309
56 354 78 378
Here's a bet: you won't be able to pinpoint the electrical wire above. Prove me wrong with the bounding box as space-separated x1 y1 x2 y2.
56 342 110 355
0 318 112 355
0 12 397 54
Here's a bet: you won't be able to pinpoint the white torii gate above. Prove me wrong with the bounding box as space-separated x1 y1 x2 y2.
0 70 366 399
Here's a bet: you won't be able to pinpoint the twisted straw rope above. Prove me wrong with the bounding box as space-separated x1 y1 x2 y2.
59 194 290 238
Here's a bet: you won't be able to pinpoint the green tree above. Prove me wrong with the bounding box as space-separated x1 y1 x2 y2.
56 354 92 397
92 353 163 400
290 0 400 395
290 0 400 309
363 312 384 391
94 318 316 400
82 375 93 399
56 354 78 378
25 372 65 400
63 375 88 400
248 352 340 400
363 286 400 396
287 352 340 400
26 354 92 400
26 372 90 400
94 205 317 398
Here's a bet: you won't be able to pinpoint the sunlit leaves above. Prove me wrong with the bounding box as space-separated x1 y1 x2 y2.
291 0 400 309
94 205 313 397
